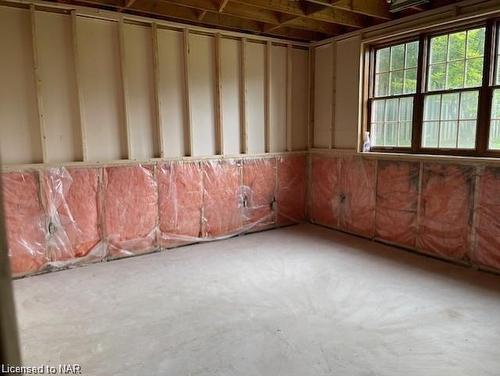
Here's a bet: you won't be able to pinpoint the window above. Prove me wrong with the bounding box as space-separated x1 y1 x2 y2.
423 27 484 150
371 41 418 147
368 21 500 157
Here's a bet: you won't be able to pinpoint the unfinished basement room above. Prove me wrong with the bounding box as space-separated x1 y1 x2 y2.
1 0 500 375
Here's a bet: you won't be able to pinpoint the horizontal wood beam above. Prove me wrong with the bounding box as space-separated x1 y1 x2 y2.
283 17 342 35
158 0 281 24
264 16 342 35
158 0 344 34
232 0 386 23
330 0 392 20
63 0 328 42
306 7 367 28
304 0 346 8
73 0 324 40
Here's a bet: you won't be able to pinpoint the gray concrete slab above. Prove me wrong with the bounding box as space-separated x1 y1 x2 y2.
12 224 500 376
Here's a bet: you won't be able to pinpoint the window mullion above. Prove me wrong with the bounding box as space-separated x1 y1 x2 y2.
456 92 463 148
412 35 427 153
476 20 495 154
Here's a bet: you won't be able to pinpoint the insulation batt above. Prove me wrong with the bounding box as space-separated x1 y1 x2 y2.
309 155 376 237
338 156 376 237
2 172 47 275
376 161 419 247
44 168 101 261
3 155 310 276
309 155 340 228
417 163 473 259
474 166 500 270
202 159 243 238
277 155 306 225
242 158 277 231
104 165 158 257
158 161 203 247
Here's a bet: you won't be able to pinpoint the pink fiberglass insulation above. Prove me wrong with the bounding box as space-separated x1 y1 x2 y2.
44 168 101 262
104 165 158 257
158 161 203 247
309 155 340 227
277 155 306 225
338 156 376 237
202 159 243 238
242 158 276 231
375 161 420 247
417 163 473 259
2 172 47 275
473 167 500 270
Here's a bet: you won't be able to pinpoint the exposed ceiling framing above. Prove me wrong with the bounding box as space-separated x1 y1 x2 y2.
51 0 457 41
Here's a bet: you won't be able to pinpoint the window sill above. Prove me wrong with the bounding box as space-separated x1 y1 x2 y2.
309 148 500 165
364 150 500 165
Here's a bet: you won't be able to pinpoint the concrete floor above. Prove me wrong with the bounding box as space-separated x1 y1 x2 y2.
13 224 500 376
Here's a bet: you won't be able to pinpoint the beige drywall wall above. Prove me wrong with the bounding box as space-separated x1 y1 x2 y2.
37 11 82 163
78 17 127 161
220 38 242 155
334 36 361 149
0 6 42 165
157 28 186 158
313 43 333 148
270 45 287 152
0 4 309 166
291 48 308 151
312 36 362 150
245 41 266 154
123 23 158 160
189 34 217 157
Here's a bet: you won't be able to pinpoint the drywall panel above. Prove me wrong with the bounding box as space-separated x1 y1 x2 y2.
157 28 185 158
189 34 216 156
78 17 126 161
37 11 81 163
123 23 157 160
245 41 266 154
313 43 333 148
0 6 42 164
270 45 287 152
220 38 241 155
334 36 361 149
291 48 308 151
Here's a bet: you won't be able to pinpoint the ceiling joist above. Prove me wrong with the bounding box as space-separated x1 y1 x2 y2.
50 0 452 41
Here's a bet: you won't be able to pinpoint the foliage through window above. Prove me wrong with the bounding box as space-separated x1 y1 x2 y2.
368 22 500 156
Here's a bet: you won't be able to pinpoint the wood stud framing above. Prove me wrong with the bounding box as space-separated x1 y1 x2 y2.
307 46 315 149
182 28 193 157
286 44 293 152
29 5 47 163
151 22 165 158
240 37 248 154
1 1 315 167
214 33 224 155
265 41 271 153
118 16 132 160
